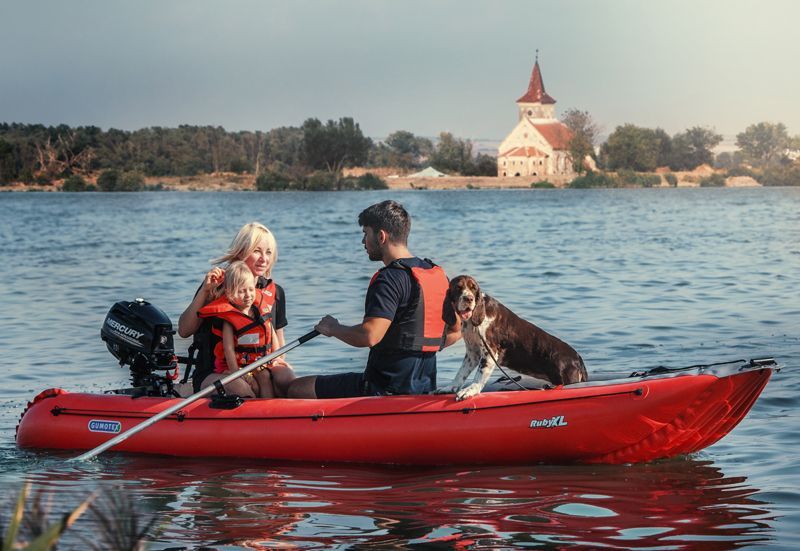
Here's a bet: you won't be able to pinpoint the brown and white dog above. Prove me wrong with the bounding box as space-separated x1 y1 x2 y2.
440 275 588 401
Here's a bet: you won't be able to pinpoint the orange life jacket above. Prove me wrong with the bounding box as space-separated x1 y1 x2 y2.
370 258 449 353
197 284 276 370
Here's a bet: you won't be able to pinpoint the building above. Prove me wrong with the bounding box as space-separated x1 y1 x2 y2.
497 57 575 179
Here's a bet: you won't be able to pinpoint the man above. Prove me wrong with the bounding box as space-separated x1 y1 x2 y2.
288 200 460 398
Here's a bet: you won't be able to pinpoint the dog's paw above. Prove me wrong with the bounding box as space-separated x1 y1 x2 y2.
433 386 456 395
455 384 482 401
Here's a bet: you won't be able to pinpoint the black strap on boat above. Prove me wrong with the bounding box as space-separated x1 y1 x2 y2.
629 358 749 378
178 342 198 384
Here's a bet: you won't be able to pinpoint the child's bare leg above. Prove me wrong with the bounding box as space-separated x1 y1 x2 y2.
269 361 296 397
200 373 255 398
253 369 275 398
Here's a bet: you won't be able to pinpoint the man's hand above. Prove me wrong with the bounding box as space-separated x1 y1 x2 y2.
315 315 340 337
314 315 391 347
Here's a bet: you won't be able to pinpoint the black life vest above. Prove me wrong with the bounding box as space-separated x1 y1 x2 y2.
370 258 449 353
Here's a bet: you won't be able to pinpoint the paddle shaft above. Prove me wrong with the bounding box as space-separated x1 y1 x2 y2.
71 329 319 461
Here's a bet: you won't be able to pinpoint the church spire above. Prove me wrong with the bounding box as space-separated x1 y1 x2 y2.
517 54 556 105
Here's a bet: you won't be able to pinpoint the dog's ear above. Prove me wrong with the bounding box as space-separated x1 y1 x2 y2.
470 278 481 300
442 288 456 326
471 291 486 325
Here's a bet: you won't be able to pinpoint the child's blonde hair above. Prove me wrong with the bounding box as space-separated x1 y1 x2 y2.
224 261 256 300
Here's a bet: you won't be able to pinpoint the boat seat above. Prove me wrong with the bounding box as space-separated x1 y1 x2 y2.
484 372 553 391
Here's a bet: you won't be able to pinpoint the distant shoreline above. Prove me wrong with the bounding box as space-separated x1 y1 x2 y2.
0 171 765 192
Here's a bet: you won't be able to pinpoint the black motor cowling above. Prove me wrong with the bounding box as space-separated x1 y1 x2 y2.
101 298 178 395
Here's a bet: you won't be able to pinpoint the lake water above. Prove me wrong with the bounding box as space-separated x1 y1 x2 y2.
1 189 799 549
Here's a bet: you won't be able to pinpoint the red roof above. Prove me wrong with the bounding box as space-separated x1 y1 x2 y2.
533 123 573 150
516 60 556 104
499 146 548 158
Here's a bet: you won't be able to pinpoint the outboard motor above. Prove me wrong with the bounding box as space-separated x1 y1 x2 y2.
101 298 178 397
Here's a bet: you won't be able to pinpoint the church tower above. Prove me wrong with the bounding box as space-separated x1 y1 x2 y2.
516 53 556 122
497 54 575 180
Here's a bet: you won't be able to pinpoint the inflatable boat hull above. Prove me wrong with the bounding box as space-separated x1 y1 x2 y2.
16 361 774 465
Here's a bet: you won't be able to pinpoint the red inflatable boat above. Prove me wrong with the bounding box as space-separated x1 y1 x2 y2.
16 359 776 465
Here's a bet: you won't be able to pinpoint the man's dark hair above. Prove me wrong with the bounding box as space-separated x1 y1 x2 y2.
358 200 411 244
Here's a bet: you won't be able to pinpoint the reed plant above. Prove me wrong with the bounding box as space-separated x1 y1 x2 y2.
84 486 158 551
2 484 157 551
1 483 93 551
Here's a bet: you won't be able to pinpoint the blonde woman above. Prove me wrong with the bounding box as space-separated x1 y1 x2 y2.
178 222 295 396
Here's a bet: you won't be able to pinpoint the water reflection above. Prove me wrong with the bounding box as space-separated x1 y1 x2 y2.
24 456 775 549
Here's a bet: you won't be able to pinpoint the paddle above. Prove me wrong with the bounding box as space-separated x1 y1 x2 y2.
70 329 320 461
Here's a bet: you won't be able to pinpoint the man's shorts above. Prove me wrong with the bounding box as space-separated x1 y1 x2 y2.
314 372 384 399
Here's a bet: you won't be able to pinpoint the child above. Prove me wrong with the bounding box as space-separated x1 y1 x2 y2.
198 261 277 398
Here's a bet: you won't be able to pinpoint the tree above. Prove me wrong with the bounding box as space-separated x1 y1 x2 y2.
561 109 599 173
669 127 722 170
301 117 371 176
736 122 790 166
266 126 304 167
431 132 472 173
382 130 433 168
0 138 17 184
653 128 673 168
469 153 499 176
599 124 665 172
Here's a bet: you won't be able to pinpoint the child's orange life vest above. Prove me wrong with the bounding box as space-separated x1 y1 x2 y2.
197 285 276 372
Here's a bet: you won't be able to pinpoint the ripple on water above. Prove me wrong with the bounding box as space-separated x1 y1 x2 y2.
0 189 799 548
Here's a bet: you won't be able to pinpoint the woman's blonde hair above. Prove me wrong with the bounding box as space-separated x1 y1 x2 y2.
224 261 256 298
211 222 278 269
208 222 277 300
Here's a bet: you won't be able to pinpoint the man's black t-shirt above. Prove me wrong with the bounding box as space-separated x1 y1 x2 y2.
363 257 437 394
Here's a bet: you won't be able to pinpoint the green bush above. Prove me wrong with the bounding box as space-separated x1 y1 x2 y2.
304 171 337 191
727 165 757 178
354 172 388 190
96 170 145 191
568 172 620 188
229 158 252 174
61 175 96 192
760 164 800 186
97 169 120 191
618 170 661 187
664 173 678 187
531 181 555 188
118 171 145 191
255 169 294 191
699 173 726 187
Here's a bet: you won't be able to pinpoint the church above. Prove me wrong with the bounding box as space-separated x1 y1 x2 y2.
497 57 575 179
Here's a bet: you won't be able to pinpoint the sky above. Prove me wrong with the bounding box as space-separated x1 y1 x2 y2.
1 0 798 144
